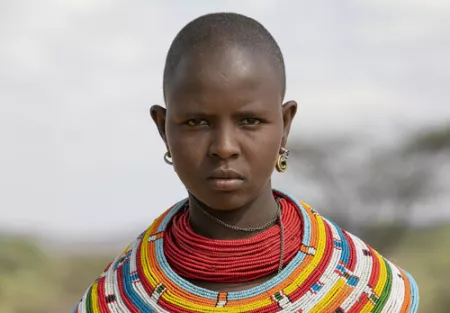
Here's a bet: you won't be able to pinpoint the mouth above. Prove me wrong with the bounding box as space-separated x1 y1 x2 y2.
207 169 244 191
209 168 244 179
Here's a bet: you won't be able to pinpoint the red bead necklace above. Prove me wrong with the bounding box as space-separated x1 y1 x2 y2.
163 196 303 283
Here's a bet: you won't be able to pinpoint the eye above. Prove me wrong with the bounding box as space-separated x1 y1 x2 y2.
185 119 208 127
241 118 262 125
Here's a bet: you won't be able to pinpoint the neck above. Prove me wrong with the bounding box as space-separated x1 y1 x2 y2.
188 184 278 240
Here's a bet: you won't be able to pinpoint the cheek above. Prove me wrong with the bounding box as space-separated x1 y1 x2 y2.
167 130 205 171
244 131 282 176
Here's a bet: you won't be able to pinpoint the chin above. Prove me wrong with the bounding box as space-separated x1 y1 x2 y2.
196 189 248 211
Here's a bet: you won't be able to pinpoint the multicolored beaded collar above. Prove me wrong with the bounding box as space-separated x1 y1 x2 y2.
73 190 419 312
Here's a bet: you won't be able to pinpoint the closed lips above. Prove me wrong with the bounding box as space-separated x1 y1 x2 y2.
208 169 244 180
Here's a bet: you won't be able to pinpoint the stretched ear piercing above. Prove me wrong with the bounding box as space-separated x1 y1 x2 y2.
164 151 173 165
275 147 289 172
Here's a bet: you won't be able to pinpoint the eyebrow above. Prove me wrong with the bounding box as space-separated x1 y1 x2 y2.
168 110 213 123
171 110 212 118
233 109 271 117
169 99 274 118
172 108 271 119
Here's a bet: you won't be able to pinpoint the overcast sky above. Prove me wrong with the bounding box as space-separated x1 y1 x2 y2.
1 0 449 241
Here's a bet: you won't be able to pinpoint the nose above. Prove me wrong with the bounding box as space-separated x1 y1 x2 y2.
208 124 240 160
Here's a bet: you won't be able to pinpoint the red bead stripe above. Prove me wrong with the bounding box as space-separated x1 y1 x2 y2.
164 197 303 283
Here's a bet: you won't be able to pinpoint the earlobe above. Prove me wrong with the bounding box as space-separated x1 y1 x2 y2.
150 105 168 143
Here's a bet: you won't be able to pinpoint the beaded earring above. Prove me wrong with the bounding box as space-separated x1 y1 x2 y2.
275 147 289 172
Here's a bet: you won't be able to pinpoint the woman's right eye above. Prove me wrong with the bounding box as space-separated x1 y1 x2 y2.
185 119 208 126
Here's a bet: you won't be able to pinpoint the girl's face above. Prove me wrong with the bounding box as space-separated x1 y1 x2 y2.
152 48 296 210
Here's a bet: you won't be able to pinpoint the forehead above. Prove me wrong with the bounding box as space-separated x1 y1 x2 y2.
165 47 283 113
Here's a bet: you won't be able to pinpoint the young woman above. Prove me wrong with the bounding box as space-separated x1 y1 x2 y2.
73 12 419 313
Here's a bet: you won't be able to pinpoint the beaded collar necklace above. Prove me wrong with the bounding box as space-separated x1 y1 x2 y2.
188 192 286 273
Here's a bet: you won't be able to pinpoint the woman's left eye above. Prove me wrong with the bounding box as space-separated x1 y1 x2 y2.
241 118 261 125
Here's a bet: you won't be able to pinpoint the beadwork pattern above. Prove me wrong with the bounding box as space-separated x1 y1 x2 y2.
73 190 419 312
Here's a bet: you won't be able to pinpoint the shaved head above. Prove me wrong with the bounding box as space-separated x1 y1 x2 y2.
163 12 286 101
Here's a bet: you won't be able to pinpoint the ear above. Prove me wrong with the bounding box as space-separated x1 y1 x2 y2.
280 100 297 148
150 105 169 149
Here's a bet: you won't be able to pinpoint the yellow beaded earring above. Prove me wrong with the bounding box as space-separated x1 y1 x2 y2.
275 147 289 172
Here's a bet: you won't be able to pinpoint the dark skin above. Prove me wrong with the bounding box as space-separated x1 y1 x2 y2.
151 46 297 291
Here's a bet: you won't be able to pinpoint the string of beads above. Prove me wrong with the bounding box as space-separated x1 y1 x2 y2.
164 197 302 282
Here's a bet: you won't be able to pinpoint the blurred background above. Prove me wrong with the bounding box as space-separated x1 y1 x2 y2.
1 0 449 312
